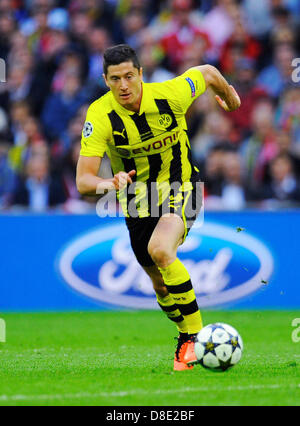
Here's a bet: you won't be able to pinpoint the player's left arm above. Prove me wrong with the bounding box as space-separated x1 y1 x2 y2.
196 65 241 112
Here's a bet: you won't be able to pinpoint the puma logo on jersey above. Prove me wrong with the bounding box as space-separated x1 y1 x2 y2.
113 129 127 139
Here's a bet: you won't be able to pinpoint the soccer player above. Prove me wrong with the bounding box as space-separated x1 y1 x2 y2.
76 44 240 371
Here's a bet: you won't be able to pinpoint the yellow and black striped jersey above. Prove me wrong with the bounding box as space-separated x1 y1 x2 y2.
80 67 206 217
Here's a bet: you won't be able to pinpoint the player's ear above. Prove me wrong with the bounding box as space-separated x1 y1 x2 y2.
102 73 110 89
139 67 143 80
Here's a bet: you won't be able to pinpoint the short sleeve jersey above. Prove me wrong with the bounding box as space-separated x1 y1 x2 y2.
80 68 206 217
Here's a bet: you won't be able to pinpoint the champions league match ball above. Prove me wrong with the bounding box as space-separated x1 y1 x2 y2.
194 323 244 371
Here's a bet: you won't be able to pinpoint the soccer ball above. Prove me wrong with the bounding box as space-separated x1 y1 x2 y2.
194 323 243 371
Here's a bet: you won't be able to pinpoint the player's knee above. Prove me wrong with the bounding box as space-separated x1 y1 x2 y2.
148 243 174 269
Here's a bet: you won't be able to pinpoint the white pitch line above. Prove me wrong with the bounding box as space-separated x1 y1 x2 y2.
0 383 299 403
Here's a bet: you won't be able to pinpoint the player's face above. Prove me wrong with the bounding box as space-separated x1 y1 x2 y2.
104 61 143 112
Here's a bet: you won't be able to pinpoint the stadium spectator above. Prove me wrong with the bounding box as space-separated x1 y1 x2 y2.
69 10 93 46
0 0 299 211
61 137 82 202
192 111 235 164
149 0 201 42
8 101 31 146
275 87 300 153
87 27 110 88
205 151 250 210
12 143 67 211
263 129 300 182
201 143 232 199
257 153 300 204
256 43 298 98
7 31 29 68
120 10 146 50
25 28 70 115
199 0 237 62
242 0 273 39
271 4 293 33
5 64 33 103
68 0 115 31
8 114 47 173
240 98 278 186
41 71 88 142
116 0 152 17
219 17 262 78
51 50 85 93
58 104 89 156
226 58 268 140
139 42 175 83
177 34 208 74
219 151 251 210
0 138 16 209
160 0 211 71
0 10 16 60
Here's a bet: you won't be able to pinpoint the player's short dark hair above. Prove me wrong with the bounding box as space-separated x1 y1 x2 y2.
103 44 141 75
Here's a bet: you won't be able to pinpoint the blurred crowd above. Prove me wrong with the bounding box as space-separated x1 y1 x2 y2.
0 0 300 213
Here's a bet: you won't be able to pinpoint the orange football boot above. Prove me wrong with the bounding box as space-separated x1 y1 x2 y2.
174 333 194 371
184 334 198 366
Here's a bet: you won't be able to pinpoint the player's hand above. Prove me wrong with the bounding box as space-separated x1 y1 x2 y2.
215 85 241 112
112 170 136 190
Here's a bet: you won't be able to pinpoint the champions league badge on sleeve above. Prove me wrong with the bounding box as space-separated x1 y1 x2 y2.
186 77 196 98
83 122 94 138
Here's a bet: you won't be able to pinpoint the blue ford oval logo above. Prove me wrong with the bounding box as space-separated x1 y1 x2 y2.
58 221 274 309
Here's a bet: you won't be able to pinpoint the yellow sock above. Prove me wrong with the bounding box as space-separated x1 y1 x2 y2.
158 258 203 335
156 293 188 334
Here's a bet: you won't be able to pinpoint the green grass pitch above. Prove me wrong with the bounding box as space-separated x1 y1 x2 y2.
0 310 299 406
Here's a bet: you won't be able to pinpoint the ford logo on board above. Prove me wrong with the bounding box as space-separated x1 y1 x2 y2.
58 222 274 309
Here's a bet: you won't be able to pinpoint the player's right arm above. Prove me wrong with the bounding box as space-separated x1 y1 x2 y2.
77 102 135 195
76 156 136 195
76 156 112 195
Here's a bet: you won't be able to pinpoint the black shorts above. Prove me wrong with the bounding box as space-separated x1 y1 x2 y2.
125 180 202 267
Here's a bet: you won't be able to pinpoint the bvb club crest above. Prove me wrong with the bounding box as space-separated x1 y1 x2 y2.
158 114 173 129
